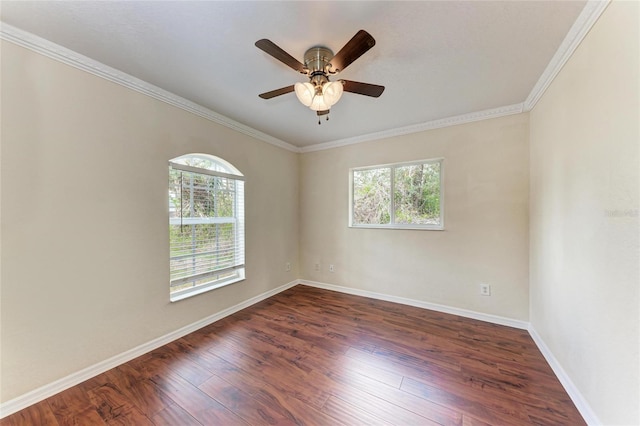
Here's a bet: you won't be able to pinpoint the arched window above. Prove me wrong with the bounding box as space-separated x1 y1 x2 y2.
168 154 245 301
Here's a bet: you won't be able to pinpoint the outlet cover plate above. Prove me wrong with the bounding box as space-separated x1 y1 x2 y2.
480 283 491 296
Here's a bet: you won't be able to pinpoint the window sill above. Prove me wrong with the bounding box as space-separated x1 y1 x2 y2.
170 274 245 302
349 224 444 231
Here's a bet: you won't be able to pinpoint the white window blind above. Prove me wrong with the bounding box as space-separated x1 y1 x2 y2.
169 157 245 300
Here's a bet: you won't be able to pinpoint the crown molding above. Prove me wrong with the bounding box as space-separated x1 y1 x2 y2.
524 0 610 111
1 0 608 155
0 22 300 153
299 103 524 153
1 22 523 155
302 0 610 153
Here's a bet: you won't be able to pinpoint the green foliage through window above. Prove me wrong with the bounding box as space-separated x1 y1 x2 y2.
351 159 442 229
169 154 244 299
353 168 391 224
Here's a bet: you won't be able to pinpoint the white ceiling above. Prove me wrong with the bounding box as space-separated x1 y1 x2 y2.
1 1 588 149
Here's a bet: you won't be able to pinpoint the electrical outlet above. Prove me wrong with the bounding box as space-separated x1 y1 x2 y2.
285 262 291 272
329 264 335 273
314 263 320 272
480 283 491 296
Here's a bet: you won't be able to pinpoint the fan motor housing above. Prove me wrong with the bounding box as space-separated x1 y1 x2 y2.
304 46 333 75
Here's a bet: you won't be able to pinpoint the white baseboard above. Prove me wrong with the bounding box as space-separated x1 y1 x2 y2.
302 280 601 424
528 325 601 426
0 279 300 419
2 279 599 426
300 280 529 330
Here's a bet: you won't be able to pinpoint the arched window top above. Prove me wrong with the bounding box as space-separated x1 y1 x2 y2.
170 153 243 177
168 152 245 302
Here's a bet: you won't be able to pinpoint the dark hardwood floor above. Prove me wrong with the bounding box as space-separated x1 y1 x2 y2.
1 285 585 425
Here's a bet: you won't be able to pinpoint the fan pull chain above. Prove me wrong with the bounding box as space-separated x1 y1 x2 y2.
318 114 330 125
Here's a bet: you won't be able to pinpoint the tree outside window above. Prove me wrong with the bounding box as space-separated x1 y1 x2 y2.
350 159 443 230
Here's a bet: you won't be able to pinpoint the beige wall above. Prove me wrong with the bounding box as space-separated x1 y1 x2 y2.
2 2 638 421
529 1 639 424
300 114 530 321
0 41 299 402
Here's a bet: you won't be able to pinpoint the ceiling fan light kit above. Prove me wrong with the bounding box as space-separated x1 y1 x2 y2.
256 30 385 124
294 80 343 111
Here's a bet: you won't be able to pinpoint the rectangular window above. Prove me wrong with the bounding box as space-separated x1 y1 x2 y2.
169 163 245 301
349 158 443 230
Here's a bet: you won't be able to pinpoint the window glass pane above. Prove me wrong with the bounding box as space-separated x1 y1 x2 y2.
169 223 237 288
168 154 244 300
353 168 391 224
171 155 231 174
216 178 235 217
394 162 441 225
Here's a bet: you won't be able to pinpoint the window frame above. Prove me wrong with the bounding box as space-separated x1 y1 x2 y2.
348 158 444 230
168 154 245 302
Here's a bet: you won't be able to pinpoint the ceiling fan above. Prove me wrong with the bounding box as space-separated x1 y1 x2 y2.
255 30 385 124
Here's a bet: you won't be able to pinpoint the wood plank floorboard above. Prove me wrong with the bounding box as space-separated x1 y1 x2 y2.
1 285 585 425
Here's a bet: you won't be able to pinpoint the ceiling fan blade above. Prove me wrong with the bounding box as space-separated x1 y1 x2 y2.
340 80 385 97
329 30 376 73
259 85 295 99
255 39 307 74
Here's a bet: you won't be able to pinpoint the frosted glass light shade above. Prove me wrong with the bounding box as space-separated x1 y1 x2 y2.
309 95 330 111
322 81 343 106
294 82 314 107
296 80 343 112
